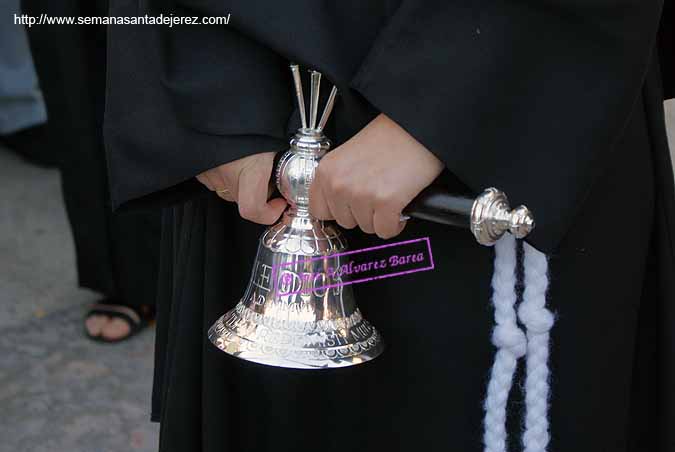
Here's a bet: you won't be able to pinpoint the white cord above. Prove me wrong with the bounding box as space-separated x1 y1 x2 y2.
518 242 554 452
483 234 526 452
483 236 554 452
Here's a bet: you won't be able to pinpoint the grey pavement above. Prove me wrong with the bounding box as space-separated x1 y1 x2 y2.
0 148 159 452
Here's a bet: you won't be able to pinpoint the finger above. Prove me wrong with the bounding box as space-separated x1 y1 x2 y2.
266 197 288 222
196 173 214 190
215 164 240 201
262 157 279 200
373 208 407 240
326 194 357 229
208 174 235 202
204 171 223 192
237 166 287 224
267 180 276 199
216 189 235 203
207 171 227 191
212 177 236 202
309 172 333 220
349 199 375 234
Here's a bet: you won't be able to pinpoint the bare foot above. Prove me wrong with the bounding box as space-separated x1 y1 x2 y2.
101 317 132 341
85 302 151 342
85 315 108 336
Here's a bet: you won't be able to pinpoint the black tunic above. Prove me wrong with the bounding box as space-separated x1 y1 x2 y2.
104 1 675 450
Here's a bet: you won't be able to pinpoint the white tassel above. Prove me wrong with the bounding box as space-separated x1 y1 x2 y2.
483 234 527 452
519 242 554 452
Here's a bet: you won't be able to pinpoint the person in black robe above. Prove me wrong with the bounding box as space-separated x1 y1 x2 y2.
104 1 675 450
0 0 50 166
22 0 161 341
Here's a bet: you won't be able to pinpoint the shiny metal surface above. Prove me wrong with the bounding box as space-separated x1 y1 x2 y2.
208 66 384 369
470 188 535 246
401 187 535 246
309 70 321 130
208 212 384 369
290 64 307 129
317 86 338 132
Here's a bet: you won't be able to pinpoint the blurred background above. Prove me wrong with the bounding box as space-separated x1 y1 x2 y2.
0 164 159 452
1 1 161 450
0 149 159 449
1 3 674 452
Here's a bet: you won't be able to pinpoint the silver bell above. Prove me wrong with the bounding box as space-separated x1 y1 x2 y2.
208 65 385 369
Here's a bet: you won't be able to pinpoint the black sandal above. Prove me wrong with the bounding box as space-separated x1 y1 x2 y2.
84 300 154 343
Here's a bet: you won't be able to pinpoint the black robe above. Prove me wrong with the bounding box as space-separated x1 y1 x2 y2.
105 1 675 450
22 0 161 310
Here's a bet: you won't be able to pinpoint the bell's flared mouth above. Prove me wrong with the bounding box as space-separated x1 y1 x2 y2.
208 302 384 369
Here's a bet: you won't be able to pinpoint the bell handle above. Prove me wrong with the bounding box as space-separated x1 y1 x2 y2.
402 186 473 229
402 186 535 246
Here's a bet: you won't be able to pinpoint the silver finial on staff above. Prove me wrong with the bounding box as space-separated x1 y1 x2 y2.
290 64 307 130
317 86 338 132
309 70 322 130
400 187 535 246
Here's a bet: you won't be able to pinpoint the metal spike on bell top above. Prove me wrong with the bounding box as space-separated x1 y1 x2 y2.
309 70 322 130
290 65 338 133
317 86 338 132
290 64 307 129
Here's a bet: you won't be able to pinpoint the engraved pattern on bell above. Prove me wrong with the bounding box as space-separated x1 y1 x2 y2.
207 208 385 369
208 66 384 369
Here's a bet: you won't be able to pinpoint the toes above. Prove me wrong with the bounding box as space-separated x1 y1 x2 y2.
101 318 132 341
85 315 107 336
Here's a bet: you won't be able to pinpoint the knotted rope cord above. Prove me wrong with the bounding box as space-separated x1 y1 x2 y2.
483 235 554 452
519 242 554 452
484 233 526 452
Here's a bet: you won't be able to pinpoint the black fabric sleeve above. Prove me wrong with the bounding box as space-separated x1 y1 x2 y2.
349 0 664 253
659 0 674 100
104 0 292 210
